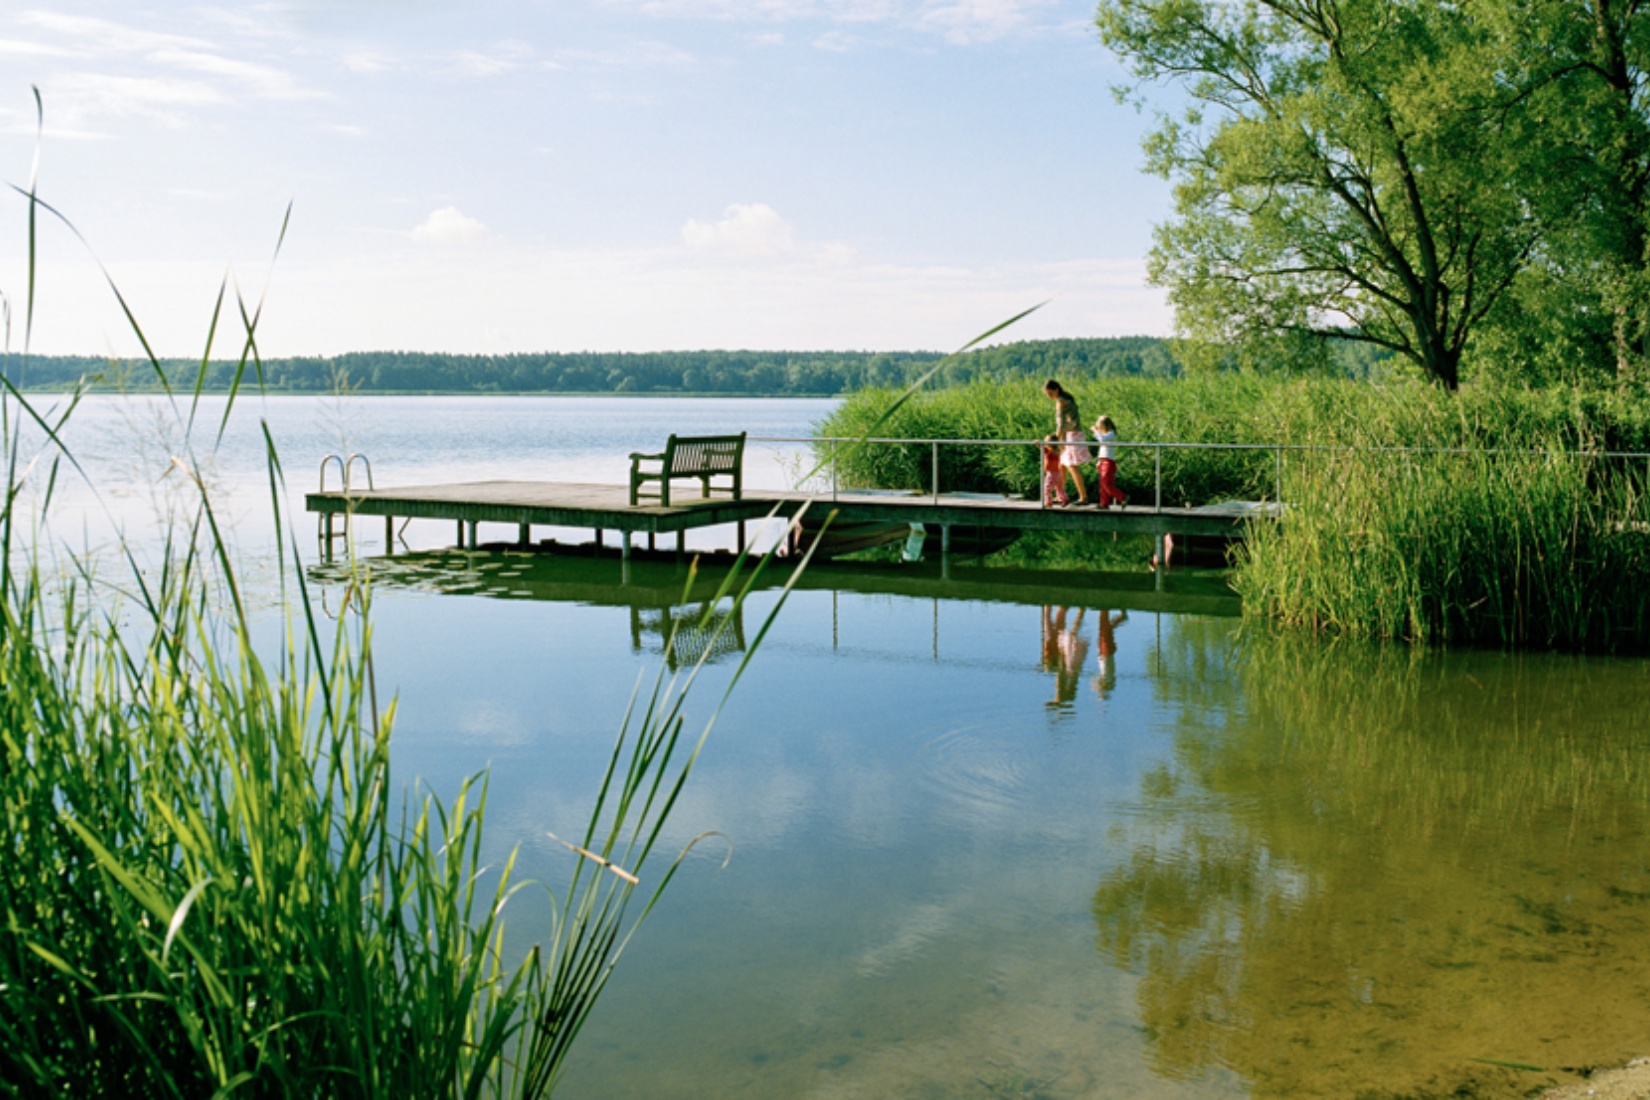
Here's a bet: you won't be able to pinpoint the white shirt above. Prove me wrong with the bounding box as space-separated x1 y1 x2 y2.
1095 429 1116 461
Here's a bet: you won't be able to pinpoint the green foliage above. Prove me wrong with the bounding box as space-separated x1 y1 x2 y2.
0 375 801 1096
818 374 1299 502
819 374 1650 649
1233 442 1650 650
3 337 1187 397
1097 0 1650 387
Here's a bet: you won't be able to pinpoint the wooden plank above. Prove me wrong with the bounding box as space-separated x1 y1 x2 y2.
304 480 1268 541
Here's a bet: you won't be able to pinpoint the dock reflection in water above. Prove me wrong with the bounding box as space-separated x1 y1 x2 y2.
310 551 1650 1099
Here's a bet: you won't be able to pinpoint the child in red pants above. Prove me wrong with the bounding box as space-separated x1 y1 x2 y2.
1041 435 1069 507
1092 415 1129 507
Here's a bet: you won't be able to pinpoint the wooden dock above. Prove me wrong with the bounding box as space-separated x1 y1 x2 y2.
305 479 1275 586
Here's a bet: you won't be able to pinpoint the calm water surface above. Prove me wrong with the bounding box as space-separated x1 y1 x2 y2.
21 393 1650 1099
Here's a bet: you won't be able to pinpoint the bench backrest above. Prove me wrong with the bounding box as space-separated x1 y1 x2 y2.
666 433 744 475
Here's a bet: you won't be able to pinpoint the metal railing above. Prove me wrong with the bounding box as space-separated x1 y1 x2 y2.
750 435 1650 513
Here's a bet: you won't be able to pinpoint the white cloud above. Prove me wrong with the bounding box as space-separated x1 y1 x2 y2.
412 206 490 244
914 0 1043 44
552 40 697 72
342 50 397 73
19 10 209 55
0 36 76 58
605 0 1061 42
812 30 859 52
145 47 320 100
47 72 228 130
11 8 322 129
449 40 537 77
681 203 796 256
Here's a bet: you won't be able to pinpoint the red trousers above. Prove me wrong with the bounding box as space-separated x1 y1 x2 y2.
1097 458 1127 506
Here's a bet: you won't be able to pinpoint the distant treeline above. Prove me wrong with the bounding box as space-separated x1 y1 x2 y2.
3 335 1396 395
1 338 1183 396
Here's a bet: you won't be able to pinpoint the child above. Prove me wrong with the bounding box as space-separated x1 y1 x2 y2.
1041 434 1069 508
1091 415 1129 508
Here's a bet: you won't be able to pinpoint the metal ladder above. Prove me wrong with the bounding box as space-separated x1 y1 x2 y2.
317 452 376 549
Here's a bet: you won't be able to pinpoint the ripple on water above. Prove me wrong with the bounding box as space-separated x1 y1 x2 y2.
912 723 1035 821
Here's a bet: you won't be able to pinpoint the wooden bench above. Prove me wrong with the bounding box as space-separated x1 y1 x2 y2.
629 432 746 507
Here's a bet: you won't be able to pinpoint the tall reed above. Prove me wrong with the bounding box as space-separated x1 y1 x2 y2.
0 387 808 1094
1232 441 1650 649
0 106 822 1095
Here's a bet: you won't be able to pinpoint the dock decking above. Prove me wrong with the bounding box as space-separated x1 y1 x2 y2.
305 479 1275 582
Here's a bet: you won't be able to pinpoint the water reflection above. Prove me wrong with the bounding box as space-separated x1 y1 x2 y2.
1094 609 1127 699
1095 633 1650 1099
319 550 1239 680
631 601 747 670
1043 605 1089 710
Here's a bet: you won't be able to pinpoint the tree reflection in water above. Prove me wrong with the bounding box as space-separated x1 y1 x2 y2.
1097 630 1650 1099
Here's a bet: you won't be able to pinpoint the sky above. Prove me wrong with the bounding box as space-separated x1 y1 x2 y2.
0 1 1175 359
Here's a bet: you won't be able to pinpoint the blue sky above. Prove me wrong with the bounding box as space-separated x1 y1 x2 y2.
1 1 1173 358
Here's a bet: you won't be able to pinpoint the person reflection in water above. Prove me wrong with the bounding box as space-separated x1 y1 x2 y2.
1092 609 1127 698
1042 605 1088 710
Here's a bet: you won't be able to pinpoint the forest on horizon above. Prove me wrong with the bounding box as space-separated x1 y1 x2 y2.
1 335 1395 397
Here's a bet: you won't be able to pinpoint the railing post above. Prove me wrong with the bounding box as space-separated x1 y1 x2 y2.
831 439 839 502
932 441 940 503
1276 445 1283 504
1154 444 1163 513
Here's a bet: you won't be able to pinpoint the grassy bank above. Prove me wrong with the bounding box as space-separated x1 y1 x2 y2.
818 377 1650 649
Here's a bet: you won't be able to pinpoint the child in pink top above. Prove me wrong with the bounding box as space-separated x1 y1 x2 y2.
1041 435 1069 507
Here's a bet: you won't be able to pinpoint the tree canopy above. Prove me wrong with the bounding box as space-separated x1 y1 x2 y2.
1098 0 1649 388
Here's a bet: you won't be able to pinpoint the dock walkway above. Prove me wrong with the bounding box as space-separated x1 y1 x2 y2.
306 479 1275 583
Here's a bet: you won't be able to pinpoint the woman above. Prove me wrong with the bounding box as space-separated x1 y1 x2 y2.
1042 379 1092 505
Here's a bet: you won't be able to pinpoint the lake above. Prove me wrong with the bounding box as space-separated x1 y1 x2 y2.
18 393 1650 1099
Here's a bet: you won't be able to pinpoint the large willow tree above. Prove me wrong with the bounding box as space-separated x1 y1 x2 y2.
1098 0 1541 389
1487 0 1649 383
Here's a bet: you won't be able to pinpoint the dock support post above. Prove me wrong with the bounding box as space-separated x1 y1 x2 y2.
466 520 479 550
518 521 530 548
456 520 465 549
648 530 656 552
1154 533 1167 592
941 524 952 581
737 521 747 554
385 516 395 553
621 534 632 560
596 528 604 551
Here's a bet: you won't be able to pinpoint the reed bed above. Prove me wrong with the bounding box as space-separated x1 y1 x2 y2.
0 371 814 1096
1233 441 1650 649
818 375 1650 648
